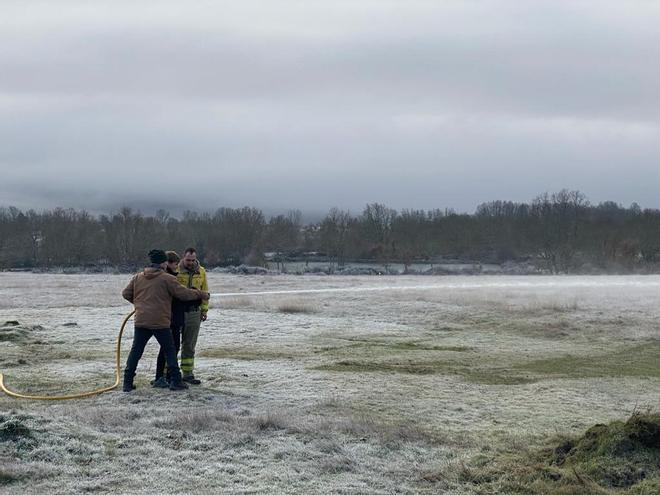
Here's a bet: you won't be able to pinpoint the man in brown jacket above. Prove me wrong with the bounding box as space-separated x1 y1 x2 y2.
122 249 210 392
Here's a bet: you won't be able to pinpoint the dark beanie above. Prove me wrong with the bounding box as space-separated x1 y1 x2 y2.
148 249 167 264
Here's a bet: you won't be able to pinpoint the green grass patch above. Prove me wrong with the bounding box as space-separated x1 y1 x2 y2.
198 347 300 361
430 324 464 332
313 360 536 384
517 342 660 380
314 360 442 375
461 368 537 385
311 337 536 384
312 340 660 385
388 341 472 352
316 337 473 353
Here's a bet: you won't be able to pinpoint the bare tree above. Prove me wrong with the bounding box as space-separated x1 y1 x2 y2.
361 203 397 269
319 208 352 267
531 190 589 273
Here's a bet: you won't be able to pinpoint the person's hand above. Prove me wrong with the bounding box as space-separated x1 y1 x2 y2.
199 291 210 300
201 312 208 322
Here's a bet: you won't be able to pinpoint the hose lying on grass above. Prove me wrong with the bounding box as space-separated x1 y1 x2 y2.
0 310 135 401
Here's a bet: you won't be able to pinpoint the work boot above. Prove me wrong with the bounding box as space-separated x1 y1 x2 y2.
122 375 136 393
182 374 201 385
151 377 169 389
169 379 189 391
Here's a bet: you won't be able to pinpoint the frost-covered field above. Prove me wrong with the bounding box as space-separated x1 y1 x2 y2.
1 273 659 494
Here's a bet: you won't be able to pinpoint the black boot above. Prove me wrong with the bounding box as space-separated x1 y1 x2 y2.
182 374 201 385
168 368 188 390
123 371 136 392
169 378 189 391
151 376 169 388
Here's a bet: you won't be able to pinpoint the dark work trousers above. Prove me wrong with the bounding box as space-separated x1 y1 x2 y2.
124 327 182 382
155 325 182 381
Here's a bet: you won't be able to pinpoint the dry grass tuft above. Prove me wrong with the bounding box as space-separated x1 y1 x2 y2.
153 409 236 433
334 412 440 446
520 299 581 314
275 299 318 314
153 408 290 434
249 411 289 431
317 454 355 474
220 297 260 310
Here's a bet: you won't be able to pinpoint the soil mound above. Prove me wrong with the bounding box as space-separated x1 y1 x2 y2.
551 412 660 489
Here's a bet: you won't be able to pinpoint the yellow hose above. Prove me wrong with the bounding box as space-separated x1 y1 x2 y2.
0 310 135 400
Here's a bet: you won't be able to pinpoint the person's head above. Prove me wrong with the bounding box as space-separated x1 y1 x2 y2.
182 247 197 269
148 249 167 268
166 251 180 273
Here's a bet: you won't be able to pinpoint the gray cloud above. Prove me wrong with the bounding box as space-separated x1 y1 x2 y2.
1 0 659 215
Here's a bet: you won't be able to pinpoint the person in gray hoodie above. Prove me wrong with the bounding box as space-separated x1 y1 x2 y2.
121 249 210 392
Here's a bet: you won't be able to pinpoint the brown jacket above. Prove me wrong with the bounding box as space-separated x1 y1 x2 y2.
122 267 206 329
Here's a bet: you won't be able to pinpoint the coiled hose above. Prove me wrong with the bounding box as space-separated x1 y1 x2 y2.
0 310 135 400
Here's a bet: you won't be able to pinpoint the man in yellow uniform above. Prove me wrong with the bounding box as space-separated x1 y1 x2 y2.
177 247 209 384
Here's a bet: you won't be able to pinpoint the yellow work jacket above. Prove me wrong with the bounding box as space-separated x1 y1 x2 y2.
177 261 209 313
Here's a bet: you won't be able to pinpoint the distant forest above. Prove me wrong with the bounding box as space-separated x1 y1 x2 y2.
1 190 659 273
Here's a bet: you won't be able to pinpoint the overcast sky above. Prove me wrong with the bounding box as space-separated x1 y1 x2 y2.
1 0 659 216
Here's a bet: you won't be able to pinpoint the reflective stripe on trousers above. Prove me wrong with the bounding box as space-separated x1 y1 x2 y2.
180 309 201 374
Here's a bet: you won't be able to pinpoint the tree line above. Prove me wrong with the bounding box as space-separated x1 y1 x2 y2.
1 190 659 273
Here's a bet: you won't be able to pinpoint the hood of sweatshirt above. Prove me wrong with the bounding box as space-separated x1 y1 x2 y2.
143 266 165 279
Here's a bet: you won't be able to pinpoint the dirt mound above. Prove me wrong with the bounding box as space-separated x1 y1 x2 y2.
449 412 660 494
551 412 660 488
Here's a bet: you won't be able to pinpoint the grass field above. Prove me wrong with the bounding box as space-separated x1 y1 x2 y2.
1 273 659 494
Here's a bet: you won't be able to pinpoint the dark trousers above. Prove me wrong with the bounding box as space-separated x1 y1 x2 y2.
124 327 182 383
155 326 182 381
